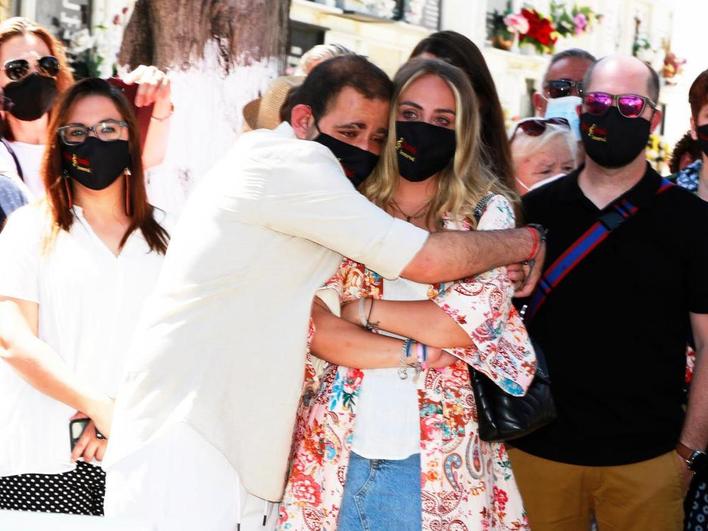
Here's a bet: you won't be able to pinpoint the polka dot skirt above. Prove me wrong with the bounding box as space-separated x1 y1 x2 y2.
0 461 105 516
686 475 708 531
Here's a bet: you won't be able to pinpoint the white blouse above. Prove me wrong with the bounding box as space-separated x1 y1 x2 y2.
351 278 428 460
0 141 46 199
0 204 167 476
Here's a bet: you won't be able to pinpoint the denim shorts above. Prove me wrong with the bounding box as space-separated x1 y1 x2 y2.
338 452 421 531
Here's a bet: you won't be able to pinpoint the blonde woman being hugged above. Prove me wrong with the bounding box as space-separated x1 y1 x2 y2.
278 58 536 530
0 78 169 516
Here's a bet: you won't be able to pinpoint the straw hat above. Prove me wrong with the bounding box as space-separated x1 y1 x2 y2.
242 75 305 131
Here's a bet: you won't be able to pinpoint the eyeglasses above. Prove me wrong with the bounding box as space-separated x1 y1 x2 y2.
544 79 583 99
57 119 128 146
583 92 657 119
3 56 60 81
511 117 570 140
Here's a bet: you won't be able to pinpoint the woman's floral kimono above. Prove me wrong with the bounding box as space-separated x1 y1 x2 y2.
278 195 536 531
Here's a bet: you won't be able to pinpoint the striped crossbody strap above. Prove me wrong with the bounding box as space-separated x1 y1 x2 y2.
525 178 674 321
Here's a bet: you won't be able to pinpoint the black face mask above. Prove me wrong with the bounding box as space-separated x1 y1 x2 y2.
4 73 58 121
580 108 651 169
61 137 131 190
395 121 456 182
696 124 708 157
314 132 379 188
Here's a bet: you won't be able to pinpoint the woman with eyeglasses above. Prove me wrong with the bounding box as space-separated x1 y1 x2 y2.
0 17 172 201
278 58 535 531
510 117 578 195
0 77 169 516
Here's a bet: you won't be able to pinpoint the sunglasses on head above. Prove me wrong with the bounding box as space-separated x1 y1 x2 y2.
583 92 656 119
511 117 570 140
3 55 60 82
545 79 583 99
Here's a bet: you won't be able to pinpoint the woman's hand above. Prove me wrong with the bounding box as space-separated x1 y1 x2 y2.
70 413 107 463
121 65 172 114
424 346 458 369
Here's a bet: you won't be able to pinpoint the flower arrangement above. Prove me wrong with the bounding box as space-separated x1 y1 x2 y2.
490 9 529 50
518 8 558 55
551 2 601 38
646 133 672 175
64 7 130 79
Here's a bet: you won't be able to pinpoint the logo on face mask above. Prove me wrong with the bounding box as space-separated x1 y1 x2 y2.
64 152 91 173
582 122 608 143
395 137 417 162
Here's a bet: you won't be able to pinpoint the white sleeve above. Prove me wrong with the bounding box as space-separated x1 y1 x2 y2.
259 143 428 280
0 206 43 303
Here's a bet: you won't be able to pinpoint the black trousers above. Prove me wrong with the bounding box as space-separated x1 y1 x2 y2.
0 461 105 516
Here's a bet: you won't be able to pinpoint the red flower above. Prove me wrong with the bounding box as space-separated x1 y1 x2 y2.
520 8 558 49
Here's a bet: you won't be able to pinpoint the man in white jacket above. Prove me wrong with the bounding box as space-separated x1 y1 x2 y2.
103 56 546 530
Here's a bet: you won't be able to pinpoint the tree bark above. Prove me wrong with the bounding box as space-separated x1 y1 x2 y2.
118 0 292 212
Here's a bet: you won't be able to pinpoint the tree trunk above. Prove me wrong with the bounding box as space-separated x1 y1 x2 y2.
119 0 291 211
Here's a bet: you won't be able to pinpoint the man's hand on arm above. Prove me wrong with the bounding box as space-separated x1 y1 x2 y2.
400 226 546 289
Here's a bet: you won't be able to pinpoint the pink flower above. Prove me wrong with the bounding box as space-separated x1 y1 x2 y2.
574 13 588 34
504 13 529 34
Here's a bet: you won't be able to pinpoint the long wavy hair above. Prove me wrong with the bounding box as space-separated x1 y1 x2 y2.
0 17 74 140
411 31 515 191
362 58 518 229
42 77 169 253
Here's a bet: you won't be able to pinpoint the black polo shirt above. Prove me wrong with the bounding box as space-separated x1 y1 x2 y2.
513 164 708 466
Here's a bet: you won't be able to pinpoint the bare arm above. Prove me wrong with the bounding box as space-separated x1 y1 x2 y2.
122 65 172 170
401 228 544 297
681 312 708 450
310 301 454 369
0 299 113 435
341 299 470 349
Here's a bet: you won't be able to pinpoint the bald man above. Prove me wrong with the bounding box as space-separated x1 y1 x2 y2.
510 55 708 531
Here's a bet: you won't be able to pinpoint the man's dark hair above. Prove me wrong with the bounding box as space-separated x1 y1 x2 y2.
688 68 708 120
669 131 701 173
543 48 596 82
583 57 661 103
287 55 392 123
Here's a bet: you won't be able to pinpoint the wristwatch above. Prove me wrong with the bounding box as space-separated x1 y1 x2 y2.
676 442 708 474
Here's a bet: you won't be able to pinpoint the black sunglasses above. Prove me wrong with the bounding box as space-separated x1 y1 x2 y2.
544 79 583 99
3 55 60 82
511 117 570 140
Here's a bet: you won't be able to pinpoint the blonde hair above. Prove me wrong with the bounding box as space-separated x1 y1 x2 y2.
362 58 518 228
510 122 578 171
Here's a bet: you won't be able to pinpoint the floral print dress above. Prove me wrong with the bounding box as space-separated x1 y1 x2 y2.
278 195 536 531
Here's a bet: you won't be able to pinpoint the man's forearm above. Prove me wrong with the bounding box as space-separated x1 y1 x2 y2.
402 228 536 284
681 345 708 450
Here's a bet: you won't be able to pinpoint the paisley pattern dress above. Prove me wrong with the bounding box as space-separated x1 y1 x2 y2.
278 195 536 530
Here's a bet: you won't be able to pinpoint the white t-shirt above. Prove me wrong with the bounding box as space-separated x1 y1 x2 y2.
0 204 167 476
104 122 429 501
351 277 427 460
0 140 46 199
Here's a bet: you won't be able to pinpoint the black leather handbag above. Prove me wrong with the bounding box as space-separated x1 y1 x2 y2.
468 194 556 442
468 343 556 442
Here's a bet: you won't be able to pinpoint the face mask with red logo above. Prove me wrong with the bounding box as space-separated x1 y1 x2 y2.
61 137 131 190
395 121 456 182
579 108 650 169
